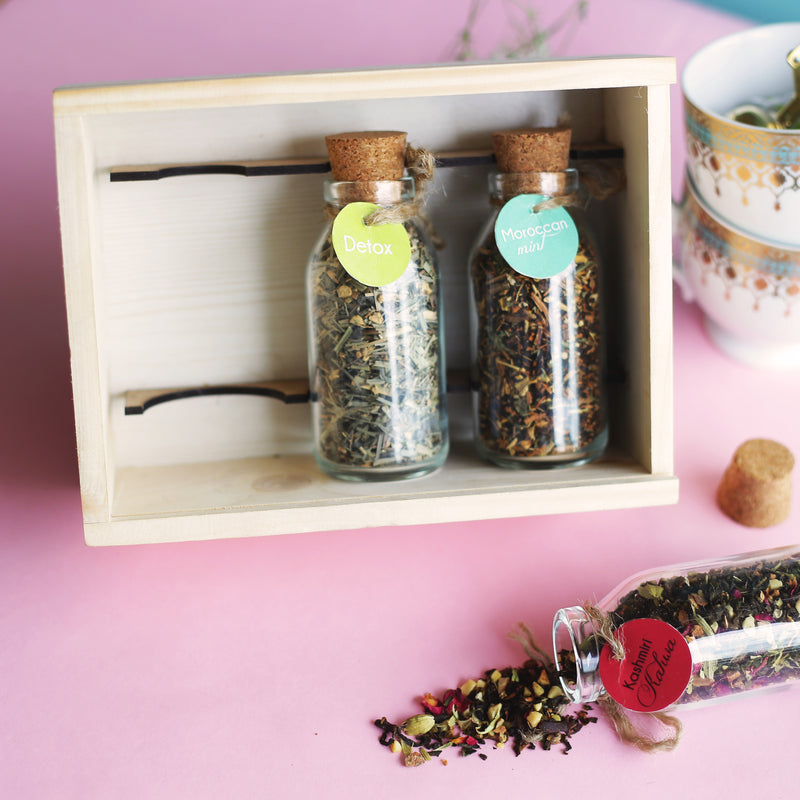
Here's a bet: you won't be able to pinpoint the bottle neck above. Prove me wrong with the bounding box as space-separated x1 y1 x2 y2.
324 176 415 207
489 168 578 203
552 605 604 704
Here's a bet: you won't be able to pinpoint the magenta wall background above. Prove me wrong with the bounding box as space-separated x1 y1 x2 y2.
10 2 800 798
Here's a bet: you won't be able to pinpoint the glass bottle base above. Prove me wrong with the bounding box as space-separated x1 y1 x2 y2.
314 447 448 483
476 428 608 470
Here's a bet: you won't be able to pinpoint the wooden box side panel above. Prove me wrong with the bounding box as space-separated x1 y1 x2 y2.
603 84 674 477
54 114 113 523
643 83 675 477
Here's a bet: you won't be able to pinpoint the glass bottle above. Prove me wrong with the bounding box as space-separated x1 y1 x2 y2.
305 131 448 481
552 545 800 711
469 128 607 469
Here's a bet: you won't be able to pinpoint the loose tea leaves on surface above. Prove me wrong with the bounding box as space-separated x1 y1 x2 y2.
609 554 800 704
308 221 445 471
471 236 604 459
375 650 597 766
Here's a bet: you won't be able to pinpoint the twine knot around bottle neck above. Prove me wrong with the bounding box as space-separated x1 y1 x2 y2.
323 145 442 246
488 160 626 209
553 603 683 753
489 169 578 207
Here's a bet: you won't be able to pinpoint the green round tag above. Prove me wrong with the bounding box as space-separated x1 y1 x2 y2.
494 194 579 279
331 202 411 287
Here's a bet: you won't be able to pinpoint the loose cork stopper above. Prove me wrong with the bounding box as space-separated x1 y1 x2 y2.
325 131 407 181
492 127 571 173
717 438 794 527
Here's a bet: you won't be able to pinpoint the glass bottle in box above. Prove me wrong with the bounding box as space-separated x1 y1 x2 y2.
468 127 607 469
552 545 800 711
305 131 448 481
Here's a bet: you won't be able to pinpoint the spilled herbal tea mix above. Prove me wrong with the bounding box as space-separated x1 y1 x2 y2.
375 626 597 766
469 127 607 468
377 546 800 767
306 131 448 481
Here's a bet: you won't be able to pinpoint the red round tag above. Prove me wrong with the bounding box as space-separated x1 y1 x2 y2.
598 618 693 712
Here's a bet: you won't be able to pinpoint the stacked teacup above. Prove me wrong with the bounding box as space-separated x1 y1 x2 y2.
676 23 800 368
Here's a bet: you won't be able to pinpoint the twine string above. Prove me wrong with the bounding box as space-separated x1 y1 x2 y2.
509 621 552 663
510 615 683 752
531 192 581 213
324 145 443 247
490 160 625 211
581 602 683 753
599 696 683 753
363 145 436 227
582 602 626 660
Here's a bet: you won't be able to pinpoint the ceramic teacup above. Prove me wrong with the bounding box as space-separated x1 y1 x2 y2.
675 176 800 368
683 22 800 245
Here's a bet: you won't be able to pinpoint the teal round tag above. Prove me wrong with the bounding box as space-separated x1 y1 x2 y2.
494 194 579 279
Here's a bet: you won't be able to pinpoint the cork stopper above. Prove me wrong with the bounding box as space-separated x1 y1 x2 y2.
717 438 794 527
325 131 408 181
492 127 572 173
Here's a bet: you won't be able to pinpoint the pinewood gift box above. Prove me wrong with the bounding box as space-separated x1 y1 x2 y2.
53 57 679 546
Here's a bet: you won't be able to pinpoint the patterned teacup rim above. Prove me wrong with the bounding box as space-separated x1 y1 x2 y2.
682 23 800 131
682 177 800 280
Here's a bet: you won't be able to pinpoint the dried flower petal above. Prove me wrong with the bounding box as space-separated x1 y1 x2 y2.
421 693 443 715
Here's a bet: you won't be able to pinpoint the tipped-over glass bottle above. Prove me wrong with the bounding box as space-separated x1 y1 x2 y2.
306 131 448 481
469 127 607 469
553 545 800 712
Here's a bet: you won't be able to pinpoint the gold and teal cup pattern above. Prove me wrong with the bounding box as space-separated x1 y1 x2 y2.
682 23 800 247
686 99 800 239
676 178 800 368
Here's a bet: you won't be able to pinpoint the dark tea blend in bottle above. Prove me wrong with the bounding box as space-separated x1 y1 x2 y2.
468 127 607 468
306 131 448 481
553 545 800 714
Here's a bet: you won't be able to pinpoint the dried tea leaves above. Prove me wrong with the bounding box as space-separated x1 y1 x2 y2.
308 221 446 474
611 554 800 704
375 656 596 766
471 238 605 461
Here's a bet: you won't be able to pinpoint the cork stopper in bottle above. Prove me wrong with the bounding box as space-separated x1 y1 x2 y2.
716 438 794 527
325 131 408 181
492 127 572 173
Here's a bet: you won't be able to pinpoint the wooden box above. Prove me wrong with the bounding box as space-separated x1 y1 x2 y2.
53 57 678 546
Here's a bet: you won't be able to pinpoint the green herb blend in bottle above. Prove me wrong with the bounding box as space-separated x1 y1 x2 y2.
306 131 448 481
468 127 607 468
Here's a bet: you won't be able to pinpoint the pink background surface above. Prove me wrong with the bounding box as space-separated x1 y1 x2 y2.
4 0 800 797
